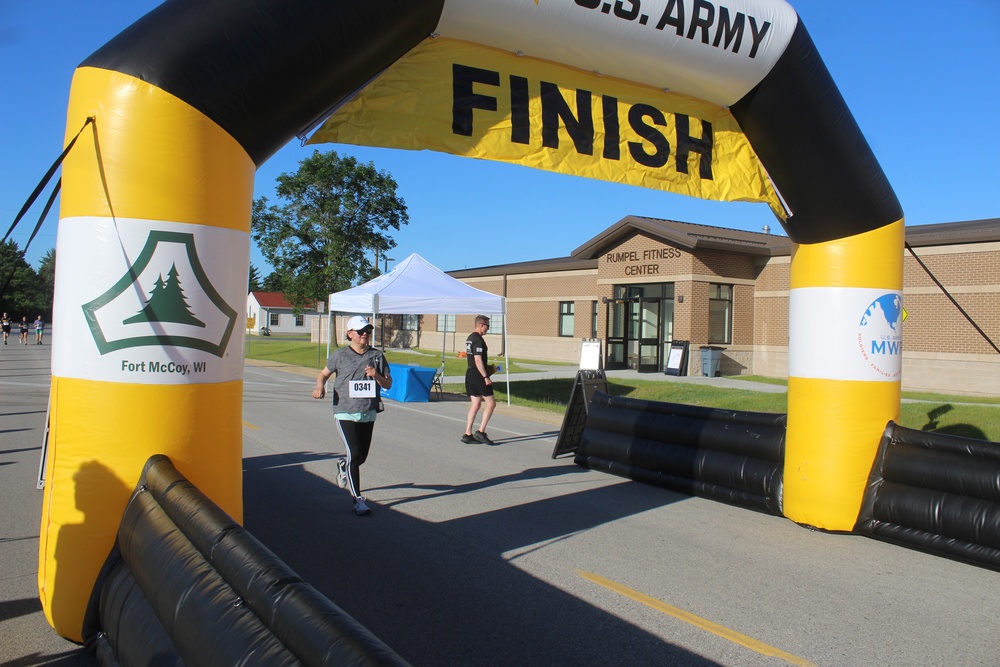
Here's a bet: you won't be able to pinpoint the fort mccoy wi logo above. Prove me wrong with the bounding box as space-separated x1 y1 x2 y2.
82 231 238 360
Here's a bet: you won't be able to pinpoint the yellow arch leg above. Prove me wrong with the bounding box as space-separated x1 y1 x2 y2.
784 220 904 530
39 67 254 640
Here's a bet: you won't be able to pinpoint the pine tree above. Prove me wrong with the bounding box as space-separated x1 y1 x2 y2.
124 263 205 327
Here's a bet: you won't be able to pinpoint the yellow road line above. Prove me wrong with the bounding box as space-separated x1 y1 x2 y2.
242 420 259 430
576 570 815 667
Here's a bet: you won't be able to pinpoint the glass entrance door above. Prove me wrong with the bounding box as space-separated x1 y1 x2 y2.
637 297 661 373
605 298 628 370
604 283 674 372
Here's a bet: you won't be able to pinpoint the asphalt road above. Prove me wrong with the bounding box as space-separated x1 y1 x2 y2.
3 347 999 666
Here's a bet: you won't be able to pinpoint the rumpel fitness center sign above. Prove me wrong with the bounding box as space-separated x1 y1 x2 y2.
605 247 684 275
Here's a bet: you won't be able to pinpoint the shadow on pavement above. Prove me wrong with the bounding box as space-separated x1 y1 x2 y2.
367 464 588 509
488 430 561 445
243 451 715 667
2 651 93 667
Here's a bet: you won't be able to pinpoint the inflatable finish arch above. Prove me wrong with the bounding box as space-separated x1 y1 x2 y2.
44 0 901 639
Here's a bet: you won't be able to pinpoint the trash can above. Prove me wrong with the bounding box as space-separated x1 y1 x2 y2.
699 346 724 377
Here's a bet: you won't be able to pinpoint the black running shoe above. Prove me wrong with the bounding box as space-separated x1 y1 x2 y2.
461 434 477 444
474 430 495 445
353 496 371 516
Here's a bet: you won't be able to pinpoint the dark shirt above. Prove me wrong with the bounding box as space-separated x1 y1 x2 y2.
465 331 488 369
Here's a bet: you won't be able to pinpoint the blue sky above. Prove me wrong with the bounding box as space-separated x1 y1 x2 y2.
2 1 998 275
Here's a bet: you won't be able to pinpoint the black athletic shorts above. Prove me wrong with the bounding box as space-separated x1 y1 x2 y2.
465 368 494 398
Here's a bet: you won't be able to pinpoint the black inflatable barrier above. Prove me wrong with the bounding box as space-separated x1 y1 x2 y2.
855 422 1000 571
83 455 411 666
575 392 786 515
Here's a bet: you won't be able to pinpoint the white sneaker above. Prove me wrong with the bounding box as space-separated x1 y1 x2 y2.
336 460 348 489
353 496 371 516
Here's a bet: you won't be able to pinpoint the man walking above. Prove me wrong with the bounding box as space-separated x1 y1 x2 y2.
462 315 497 445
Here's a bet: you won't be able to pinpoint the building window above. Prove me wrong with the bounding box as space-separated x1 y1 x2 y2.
295 314 304 327
559 301 575 337
708 284 732 344
437 314 456 332
269 312 280 326
488 314 504 335
591 301 599 339
402 314 419 331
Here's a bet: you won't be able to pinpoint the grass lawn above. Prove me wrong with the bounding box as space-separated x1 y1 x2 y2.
245 338 1000 441
244 339 564 376
456 377 1000 443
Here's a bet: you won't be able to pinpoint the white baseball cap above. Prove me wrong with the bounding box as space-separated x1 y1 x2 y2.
346 315 373 335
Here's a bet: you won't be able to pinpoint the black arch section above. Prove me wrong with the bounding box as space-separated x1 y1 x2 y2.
574 392 786 516
83 455 411 665
731 19 902 245
856 422 1000 571
80 0 445 166
80 2 901 243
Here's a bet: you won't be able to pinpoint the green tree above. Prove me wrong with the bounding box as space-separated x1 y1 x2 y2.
248 263 262 293
0 240 40 317
251 149 408 312
261 272 284 292
36 248 56 317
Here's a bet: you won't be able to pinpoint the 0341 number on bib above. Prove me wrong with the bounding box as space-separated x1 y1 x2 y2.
349 379 376 398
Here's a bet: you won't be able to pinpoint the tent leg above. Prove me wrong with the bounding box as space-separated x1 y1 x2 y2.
504 328 510 406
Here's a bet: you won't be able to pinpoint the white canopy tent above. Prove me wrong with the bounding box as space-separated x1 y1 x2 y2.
327 253 509 402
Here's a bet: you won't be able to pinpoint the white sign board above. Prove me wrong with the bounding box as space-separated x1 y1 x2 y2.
580 340 601 371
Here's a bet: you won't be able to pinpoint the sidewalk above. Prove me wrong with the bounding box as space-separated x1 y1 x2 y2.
442 363 789 393
249 349 789 393
255 354 995 406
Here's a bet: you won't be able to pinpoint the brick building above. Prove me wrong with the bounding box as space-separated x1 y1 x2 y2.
409 216 998 395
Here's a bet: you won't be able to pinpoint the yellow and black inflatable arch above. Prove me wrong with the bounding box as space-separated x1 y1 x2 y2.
728 18 904 531
45 0 901 640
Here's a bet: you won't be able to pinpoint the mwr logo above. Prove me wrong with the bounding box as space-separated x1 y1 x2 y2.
856 293 903 379
82 231 238 357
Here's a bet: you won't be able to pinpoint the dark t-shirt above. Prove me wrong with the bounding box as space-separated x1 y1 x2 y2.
466 331 488 368
465 331 492 397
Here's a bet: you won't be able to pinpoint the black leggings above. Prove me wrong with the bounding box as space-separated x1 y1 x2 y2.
335 419 374 498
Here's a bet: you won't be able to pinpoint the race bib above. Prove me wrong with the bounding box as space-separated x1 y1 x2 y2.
349 379 376 398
